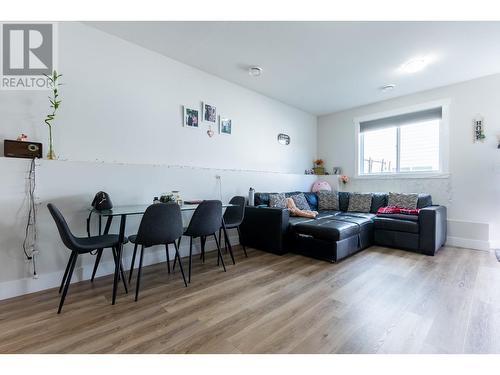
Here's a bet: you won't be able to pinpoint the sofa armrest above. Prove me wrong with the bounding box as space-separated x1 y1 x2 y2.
418 205 447 255
239 207 290 255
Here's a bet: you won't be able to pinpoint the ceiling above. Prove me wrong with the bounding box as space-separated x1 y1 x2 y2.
86 21 500 115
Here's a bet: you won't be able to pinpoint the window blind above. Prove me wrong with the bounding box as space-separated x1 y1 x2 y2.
359 107 442 133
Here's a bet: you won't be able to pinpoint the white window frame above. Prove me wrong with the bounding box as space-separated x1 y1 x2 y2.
354 99 450 179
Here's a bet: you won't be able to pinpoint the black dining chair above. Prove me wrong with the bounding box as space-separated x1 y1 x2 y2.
219 196 248 258
127 203 187 301
177 200 226 283
47 203 128 314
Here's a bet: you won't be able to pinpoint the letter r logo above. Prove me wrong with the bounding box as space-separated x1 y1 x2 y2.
2 24 53 75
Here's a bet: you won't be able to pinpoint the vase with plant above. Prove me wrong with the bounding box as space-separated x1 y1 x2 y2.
44 70 62 160
313 159 325 175
340 175 349 185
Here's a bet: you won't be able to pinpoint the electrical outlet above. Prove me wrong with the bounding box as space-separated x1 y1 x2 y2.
215 175 221 180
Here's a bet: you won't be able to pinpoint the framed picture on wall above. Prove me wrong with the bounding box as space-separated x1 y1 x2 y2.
202 102 217 124
183 106 199 128
219 117 232 135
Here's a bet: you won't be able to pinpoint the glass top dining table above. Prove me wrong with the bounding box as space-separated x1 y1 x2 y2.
88 202 237 305
89 203 235 217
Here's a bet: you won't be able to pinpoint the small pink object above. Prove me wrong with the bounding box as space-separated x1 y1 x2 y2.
17 133 28 141
311 180 332 192
340 175 350 184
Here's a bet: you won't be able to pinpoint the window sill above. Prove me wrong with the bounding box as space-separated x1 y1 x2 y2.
354 172 450 180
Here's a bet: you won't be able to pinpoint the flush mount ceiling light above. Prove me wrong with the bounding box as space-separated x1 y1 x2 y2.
399 57 430 74
248 66 263 77
380 84 396 92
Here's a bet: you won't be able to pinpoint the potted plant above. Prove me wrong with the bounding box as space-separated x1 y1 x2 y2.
313 159 325 175
44 70 62 160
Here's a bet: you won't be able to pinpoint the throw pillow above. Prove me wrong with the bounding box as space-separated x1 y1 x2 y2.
387 193 418 210
290 193 311 211
347 193 372 213
317 190 339 210
269 193 287 208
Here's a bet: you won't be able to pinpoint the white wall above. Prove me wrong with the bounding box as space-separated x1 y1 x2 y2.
318 74 500 250
0 22 317 299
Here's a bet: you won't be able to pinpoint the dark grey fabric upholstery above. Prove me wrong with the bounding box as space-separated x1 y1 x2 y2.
223 196 246 228
134 203 184 247
184 200 223 237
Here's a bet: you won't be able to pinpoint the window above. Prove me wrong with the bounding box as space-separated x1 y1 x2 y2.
358 106 443 175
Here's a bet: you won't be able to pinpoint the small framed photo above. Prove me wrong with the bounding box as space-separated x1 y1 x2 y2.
202 102 217 124
332 167 342 175
183 106 199 128
219 117 232 135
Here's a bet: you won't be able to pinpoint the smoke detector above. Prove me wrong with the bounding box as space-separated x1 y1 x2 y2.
248 66 263 77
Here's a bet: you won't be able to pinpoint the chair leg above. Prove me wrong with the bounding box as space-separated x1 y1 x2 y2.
59 252 76 293
174 241 187 287
200 236 206 263
135 245 145 302
112 246 129 294
165 244 171 274
90 249 103 282
58 253 78 314
129 243 138 283
172 237 181 271
188 237 193 283
237 227 248 258
214 234 226 272
111 246 121 305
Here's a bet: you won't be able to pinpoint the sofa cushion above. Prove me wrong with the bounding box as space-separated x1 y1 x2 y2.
303 192 318 211
373 217 419 233
387 193 418 209
339 192 350 211
347 193 372 213
293 218 360 242
370 193 388 213
290 193 311 211
254 192 271 206
318 191 339 210
417 194 432 209
269 193 287 208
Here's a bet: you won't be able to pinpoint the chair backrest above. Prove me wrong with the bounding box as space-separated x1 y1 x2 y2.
47 203 79 251
185 200 222 237
135 203 184 247
223 196 246 226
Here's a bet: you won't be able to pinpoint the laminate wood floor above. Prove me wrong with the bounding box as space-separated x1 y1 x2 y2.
0 245 499 354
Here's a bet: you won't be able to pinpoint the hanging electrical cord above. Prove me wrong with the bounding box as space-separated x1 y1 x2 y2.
22 158 38 278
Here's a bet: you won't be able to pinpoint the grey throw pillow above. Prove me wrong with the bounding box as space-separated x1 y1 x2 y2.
387 193 418 209
347 193 372 213
290 193 311 211
317 190 339 210
269 193 287 208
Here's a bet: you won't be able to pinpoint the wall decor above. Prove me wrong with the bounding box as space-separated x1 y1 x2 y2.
43 70 63 160
473 116 486 143
202 102 217 124
207 125 215 137
183 106 199 128
219 117 232 135
277 133 290 145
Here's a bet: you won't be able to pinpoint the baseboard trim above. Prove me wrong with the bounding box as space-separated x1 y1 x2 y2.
446 236 490 251
0 234 239 301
